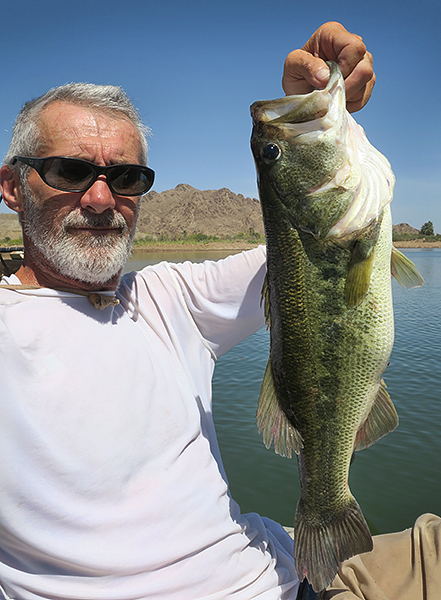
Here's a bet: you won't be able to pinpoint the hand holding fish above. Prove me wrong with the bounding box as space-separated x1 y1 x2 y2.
282 21 375 112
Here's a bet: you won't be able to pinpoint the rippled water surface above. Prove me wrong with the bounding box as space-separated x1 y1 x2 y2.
126 248 441 534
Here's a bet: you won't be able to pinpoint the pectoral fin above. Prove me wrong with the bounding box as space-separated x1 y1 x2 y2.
391 247 425 288
354 380 399 451
344 241 375 307
256 360 303 458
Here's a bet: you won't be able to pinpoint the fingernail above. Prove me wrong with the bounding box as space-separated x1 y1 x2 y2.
316 66 330 84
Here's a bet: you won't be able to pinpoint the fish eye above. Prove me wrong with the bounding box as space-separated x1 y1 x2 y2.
261 143 280 161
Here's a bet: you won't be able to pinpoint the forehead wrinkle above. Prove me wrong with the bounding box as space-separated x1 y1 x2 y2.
35 102 143 162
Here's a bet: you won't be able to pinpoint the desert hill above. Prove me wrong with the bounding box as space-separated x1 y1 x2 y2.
136 184 264 238
392 223 419 235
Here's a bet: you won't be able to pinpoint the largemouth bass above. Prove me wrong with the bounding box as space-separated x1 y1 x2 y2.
250 62 423 593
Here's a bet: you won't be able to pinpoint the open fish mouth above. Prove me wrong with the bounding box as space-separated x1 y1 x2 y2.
251 61 343 136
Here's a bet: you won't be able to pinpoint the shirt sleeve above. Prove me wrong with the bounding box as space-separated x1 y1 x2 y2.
160 246 267 358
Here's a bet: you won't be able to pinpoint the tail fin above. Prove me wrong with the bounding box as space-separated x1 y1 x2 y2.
294 496 373 592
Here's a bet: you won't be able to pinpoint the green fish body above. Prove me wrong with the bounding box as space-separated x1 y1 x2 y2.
250 63 423 592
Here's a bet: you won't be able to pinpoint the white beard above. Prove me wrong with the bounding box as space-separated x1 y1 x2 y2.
22 183 138 286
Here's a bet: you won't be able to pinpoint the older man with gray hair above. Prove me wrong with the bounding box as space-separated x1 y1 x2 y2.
2 83 152 291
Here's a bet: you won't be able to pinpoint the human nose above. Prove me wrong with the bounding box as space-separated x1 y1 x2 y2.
79 176 116 213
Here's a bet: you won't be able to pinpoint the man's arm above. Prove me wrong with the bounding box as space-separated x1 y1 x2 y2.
282 21 375 113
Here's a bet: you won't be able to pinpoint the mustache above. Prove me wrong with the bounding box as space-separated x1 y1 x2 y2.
62 209 128 231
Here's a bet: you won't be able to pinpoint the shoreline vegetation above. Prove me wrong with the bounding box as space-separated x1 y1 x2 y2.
130 230 441 251
2 231 441 254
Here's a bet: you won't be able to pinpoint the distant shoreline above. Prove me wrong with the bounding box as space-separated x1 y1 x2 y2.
131 241 263 253
393 241 441 249
132 240 441 253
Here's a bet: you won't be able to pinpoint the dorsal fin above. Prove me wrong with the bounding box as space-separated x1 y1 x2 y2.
391 247 425 288
260 273 271 327
256 360 303 458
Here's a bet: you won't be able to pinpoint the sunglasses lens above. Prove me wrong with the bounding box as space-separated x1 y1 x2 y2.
43 158 95 191
26 156 154 195
108 165 152 195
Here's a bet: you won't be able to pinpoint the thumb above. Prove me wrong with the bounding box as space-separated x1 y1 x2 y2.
282 50 330 96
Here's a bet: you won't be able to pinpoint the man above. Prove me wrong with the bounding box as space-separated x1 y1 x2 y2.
0 23 376 600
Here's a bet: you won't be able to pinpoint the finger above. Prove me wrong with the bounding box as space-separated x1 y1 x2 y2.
346 77 376 112
344 52 376 112
282 49 331 96
341 51 374 93
304 22 367 79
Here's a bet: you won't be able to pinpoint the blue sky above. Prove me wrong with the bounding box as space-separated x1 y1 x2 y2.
1 0 440 231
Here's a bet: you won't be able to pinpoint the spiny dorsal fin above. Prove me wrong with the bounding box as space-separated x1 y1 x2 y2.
354 380 399 451
256 360 303 458
391 246 425 288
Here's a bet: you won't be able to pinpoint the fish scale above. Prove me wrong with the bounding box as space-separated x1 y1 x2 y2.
250 62 424 592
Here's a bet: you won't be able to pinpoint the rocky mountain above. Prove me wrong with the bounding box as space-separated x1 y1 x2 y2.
136 184 264 238
392 223 419 235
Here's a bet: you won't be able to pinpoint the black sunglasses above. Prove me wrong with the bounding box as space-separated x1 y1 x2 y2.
12 156 155 196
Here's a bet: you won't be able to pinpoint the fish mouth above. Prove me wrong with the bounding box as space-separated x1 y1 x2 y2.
250 62 344 137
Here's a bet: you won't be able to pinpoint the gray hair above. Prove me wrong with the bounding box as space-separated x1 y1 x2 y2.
3 83 150 181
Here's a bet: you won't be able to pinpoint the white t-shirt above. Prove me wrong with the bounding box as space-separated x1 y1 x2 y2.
0 247 299 600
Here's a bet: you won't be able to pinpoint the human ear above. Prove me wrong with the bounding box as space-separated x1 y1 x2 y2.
0 165 25 213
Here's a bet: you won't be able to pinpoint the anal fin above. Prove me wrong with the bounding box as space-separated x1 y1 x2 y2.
354 379 399 451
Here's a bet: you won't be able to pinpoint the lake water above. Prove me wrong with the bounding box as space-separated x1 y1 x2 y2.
125 248 441 535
